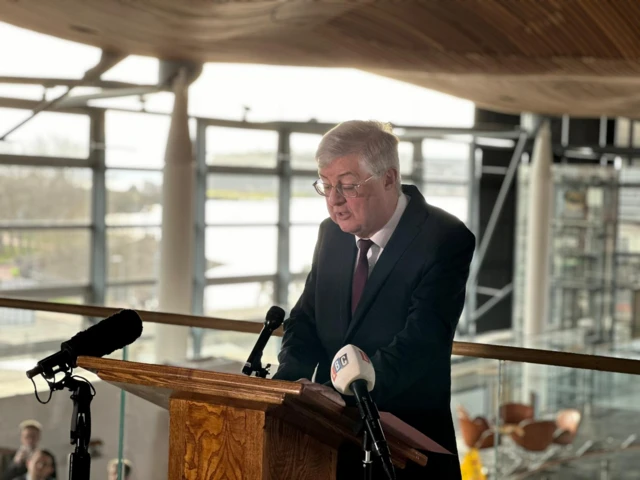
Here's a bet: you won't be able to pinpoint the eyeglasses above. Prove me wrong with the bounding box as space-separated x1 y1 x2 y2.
313 176 375 198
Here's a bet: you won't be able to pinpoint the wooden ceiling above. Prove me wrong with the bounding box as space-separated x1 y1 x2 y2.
3 0 640 117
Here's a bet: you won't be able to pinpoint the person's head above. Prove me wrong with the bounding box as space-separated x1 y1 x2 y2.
315 120 402 238
26 449 56 480
19 419 42 451
108 458 132 480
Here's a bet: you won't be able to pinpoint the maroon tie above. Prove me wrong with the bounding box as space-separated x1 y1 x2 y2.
352 239 374 314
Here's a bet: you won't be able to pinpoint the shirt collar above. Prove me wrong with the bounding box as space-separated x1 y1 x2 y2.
356 193 409 249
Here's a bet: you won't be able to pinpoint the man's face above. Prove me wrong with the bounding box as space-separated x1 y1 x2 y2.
21 427 40 450
26 450 53 480
319 154 397 238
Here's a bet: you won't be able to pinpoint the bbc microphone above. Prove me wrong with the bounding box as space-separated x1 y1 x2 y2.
331 344 396 480
26 309 143 379
242 306 285 378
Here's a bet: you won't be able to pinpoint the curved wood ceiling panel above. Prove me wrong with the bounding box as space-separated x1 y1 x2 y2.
2 0 640 117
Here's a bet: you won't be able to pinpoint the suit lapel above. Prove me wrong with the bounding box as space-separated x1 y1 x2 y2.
344 186 428 342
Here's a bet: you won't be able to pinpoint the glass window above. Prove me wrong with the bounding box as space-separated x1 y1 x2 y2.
288 279 307 310
188 64 474 126
291 133 321 170
291 225 320 275
206 127 278 168
106 170 162 226
106 284 158 311
291 177 327 224
105 111 170 168
398 141 414 176
101 55 160 85
107 228 161 282
0 108 90 158
199 328 280 368
0 166 91 225
422 139 470 183
424 183 469 223
0 306 87 398
0 84 55 102
204 282 275 321
205 226 277 278
0 22 101 79
0 229 90 289
105 284 157 364
206 174 278 224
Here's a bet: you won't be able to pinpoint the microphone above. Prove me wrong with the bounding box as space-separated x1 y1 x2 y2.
331 344 396 480
242 306 285 378
26 309 143 379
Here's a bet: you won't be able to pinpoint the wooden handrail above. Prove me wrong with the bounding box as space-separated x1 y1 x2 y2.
2 297 640 375
0 297 265 335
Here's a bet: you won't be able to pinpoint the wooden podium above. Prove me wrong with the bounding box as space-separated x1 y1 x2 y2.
78 357 428 480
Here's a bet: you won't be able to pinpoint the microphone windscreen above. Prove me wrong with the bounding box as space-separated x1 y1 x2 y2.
265 306 285 329
63 309 143 358
330 344 375 395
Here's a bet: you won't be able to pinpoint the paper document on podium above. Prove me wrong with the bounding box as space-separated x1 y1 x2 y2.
380 411 454 455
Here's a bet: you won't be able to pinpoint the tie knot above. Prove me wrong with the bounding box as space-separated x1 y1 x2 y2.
358 239 374 255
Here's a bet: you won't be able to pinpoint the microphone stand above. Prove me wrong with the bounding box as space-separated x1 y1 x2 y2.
242 352 272 378
50 373 94 480
362 429 373 480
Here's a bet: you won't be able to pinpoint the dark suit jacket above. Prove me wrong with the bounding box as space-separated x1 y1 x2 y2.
274 184 475 478
1 462 26 480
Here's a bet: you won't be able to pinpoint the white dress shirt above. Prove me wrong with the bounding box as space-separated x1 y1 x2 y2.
355 193 409 276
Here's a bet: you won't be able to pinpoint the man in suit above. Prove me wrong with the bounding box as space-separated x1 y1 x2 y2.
273 120 475 479
9 449 56 480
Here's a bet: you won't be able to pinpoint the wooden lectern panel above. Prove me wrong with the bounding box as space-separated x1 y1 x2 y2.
263 417 336 480
169 399 336 480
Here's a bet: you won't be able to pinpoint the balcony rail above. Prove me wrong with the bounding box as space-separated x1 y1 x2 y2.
1 297 640 376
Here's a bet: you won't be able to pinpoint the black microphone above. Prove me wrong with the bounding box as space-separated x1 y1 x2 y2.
242 306 285 378
26 309 143 379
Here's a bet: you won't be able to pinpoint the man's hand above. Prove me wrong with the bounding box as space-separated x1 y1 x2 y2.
297 378 346 407
13 446 30 464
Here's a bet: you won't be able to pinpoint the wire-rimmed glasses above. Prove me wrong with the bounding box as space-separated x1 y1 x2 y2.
312 175 375 198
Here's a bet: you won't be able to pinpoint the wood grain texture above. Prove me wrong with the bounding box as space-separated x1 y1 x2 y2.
169 398 189 480
264 416 336 480
0 297 269 335
4 0 640 115
452 341 640 375
78 356 301 407
169 398 338 480
184 402 262 480
77 356 428 471
169 399 266 480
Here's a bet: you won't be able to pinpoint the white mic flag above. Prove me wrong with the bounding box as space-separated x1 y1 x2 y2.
330 344 375 396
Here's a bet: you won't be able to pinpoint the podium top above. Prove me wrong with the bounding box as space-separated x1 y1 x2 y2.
78 356 304 408
78 356 429 468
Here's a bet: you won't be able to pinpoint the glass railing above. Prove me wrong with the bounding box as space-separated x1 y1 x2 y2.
1 297 639 480
454 359 640 479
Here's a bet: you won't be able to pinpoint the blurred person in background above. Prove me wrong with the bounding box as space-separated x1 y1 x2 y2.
2 420 42 480
107 458 132 480
8 449 56 480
